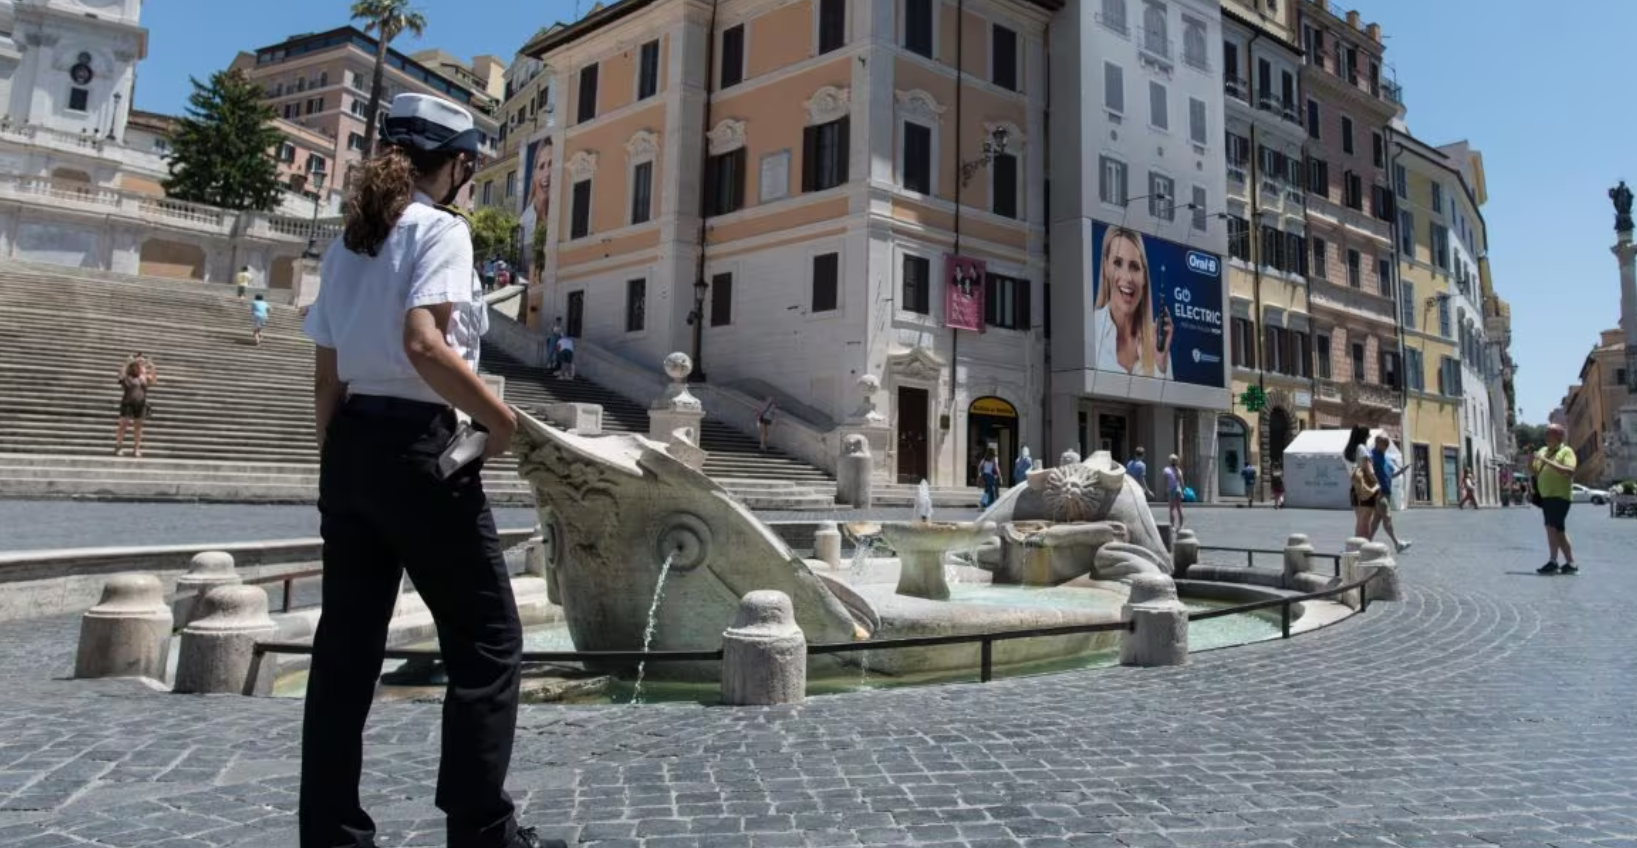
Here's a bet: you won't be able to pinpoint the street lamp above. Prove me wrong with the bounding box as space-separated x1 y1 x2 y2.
686 276 710 383
958 125 1010 187
302 169 328 259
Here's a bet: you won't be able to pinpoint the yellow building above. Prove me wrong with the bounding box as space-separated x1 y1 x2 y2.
1563 329 1631 486
1392 132 1469 505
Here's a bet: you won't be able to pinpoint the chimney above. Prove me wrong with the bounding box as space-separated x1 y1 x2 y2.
1366 22 1381 43
1346 10 1360 29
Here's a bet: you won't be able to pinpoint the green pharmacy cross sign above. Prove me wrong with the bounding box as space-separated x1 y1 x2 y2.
1239 386 1267 413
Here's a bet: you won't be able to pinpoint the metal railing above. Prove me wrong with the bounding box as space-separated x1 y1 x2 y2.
244 568 324 613
249 552 1378 686
1198 544 1343 577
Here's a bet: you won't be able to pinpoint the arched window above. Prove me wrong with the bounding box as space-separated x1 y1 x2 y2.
1143 2 1169 55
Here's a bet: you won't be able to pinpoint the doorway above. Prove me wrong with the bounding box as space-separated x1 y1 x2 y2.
1217 415 1248 497
1096 412 1130 461
1412 443 1432 503
966 396 1019 486
895 386 930 484
566 290 585 337
1442 446 1460 506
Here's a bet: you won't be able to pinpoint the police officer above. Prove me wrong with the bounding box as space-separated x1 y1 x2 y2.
298 93 556 848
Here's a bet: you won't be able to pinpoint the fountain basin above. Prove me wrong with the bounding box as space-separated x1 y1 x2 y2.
877 520 996 600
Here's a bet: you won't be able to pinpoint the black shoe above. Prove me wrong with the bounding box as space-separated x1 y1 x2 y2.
512 827 568 848
1537 562 1560 575
1559 563 1579 575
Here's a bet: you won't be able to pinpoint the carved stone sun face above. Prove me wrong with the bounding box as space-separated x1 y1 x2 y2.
1042 464 1110 523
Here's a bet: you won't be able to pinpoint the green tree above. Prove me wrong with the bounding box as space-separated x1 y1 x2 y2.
162 69 284 212
469 207 520 265
351 0 427 156
1513 422 1548 451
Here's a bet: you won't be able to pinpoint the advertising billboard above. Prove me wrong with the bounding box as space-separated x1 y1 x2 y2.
945 254 986 331
519 133 554 275
1089 222 1225 388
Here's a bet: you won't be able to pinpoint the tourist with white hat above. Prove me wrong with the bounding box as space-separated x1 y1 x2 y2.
297 93 555 848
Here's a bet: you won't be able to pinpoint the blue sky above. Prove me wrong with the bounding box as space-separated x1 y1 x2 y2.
135 1 1629 426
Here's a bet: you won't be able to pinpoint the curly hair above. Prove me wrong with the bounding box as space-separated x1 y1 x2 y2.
342 145 461 257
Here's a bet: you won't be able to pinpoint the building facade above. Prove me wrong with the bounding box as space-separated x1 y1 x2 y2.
1295 0 1403 444
230 27 502 211
1563 328 1631 486
1216 0 1310 500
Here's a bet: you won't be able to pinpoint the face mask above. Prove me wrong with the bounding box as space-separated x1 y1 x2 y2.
439 156 475 207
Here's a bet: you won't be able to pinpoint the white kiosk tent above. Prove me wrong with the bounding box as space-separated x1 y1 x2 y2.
1279 428 1408 511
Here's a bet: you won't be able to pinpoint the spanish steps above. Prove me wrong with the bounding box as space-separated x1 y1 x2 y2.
0 264 837 509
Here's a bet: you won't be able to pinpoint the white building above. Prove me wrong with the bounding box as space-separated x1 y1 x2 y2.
1049 0 1232 496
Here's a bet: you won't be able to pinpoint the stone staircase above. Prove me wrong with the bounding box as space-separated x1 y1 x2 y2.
0 265 836 509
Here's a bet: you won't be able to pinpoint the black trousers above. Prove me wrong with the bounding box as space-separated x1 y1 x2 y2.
299 396 522 848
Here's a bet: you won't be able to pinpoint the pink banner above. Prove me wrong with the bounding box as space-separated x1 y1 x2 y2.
945 254 986 331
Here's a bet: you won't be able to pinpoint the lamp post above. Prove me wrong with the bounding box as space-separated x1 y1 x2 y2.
107 92 122 141
685 277 709 383
958 125 1009 188
302 169 328 260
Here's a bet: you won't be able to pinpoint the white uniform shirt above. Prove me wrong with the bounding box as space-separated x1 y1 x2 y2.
303 192 488 404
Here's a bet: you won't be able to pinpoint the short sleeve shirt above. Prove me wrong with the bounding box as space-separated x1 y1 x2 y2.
303 193 486 404
1534 445 1577 500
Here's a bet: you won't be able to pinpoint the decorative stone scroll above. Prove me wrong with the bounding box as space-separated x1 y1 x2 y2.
886 346 945 383
625 129 659 162
707 118 747 155
565 149 599 181
805 85 852 125
894 89 946 123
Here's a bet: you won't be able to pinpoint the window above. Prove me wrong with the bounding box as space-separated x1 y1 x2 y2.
1307 158 1329 195
1343 171 1363 210
1096 157 1128 206
505 171 517 198
1263 325 1285 374
1188 97 1207 146
576 64 599 123
1343 45 1359 84
1399 210 1415 256
1230 315 1255 367
1293 330 1311 378
1316 334 1332 379
706 148 748 215
811 253 840 312
306 97 324 115
1104 62 1125 113
318 71 329 87
1431 182 1444 214
991 25 1018 91
626 279 647 332
1341 116 1354 154
1305 99 1320 140
68 87 90 112
278 142 296 163
1372 131 1384 167
1226 132 1249 168
1371 184 1394 222
720 25 746 88
902 254 931 314
1405 347 1424 392
1101 0 1128 34
1148 172 1175 220
1227 215 1249 260
1191 186 1207 231
569 180 592 239
1376 257 1392 297
637 40 661 99
630 161 653 224
901 122 932 194
1379 350 1401 389
819 0 847 54
991 153 1019 219
1183 19 1207 70
1280 71 1295 114
1350 342 1366 381
1394 163 1408 198
904 0 934 56
1347 249 1361 288
1431 224 1450 269
985 273 1030 330
1257 58 1272 102
1311 238 1327 279
1400 280 1416 327
1143 1 1169 57
710 272 734 326
1437 296 1451 337
481 181 493 205
1148 81 1168 130
803 117 850 193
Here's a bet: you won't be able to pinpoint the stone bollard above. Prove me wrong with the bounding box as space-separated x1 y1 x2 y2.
720 591 807 706
1353 542 1401 603
1339 536 1368 574
812 522 842 569
1120 574 1189 667
1171 529 1199 578
174 585 278 696
836 435 874 508
172 551 241 628
1282 533 1314 589
74 574 174 681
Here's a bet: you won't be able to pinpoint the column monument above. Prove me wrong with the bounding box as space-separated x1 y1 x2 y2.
1607 181 1637 482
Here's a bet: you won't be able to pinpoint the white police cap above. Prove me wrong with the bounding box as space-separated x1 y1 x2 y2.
381 93 481 156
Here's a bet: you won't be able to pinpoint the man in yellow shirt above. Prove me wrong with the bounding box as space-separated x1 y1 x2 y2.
1532 423 1578 574
234 265 252 300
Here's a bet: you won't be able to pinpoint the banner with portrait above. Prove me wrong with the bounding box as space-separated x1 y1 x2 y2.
945 254 986 331
519 130 554 276
1088 222 1226 388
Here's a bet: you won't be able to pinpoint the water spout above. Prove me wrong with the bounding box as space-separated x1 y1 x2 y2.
915 479 934 523
631 551 676 704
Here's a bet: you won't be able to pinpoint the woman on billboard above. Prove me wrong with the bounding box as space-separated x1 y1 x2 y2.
1092 226 1174 379
519 137 553 272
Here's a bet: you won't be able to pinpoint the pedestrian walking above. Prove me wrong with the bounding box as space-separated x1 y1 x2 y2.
1164 453 1186 530
978 445 1001 508
114 354 156 457
1012 446 1034 488
555 334 576 380
757 398 776 451
1344 427 1378 539
1241 462 1257 505
1458 470 1479 509
1532 423 1579 575
1269 464 1285 509
235 265 251 299
1125 446 1153 500
1367 433 1412 553
250 293 270 346
296 93 556 848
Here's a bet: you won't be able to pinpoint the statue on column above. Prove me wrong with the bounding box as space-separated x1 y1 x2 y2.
1611 180 1633 233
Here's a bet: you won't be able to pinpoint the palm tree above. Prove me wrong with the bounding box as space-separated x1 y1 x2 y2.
350 0 427 156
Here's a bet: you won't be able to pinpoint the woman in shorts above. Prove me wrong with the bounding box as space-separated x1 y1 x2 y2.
1343 426 1378 538
115 355 156 457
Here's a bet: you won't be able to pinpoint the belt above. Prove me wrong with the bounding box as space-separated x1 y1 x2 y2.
345 394 452 420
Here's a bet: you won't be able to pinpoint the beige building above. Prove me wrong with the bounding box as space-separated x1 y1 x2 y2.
1563 329 1631 486
230 27 502 211
523 0 1055 488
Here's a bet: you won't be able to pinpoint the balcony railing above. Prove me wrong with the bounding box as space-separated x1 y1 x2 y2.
1306 192 1392 243
1183 48 1210 73
1316 379 1401 411
1308 275 1397 322
1382 79 1404 106
1224 76 1249 102
1138 29 1173 69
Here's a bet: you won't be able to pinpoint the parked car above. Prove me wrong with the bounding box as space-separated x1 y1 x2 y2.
1571 483 1610 505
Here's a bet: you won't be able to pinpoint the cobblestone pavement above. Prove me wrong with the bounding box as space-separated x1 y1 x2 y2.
2 506 1635 848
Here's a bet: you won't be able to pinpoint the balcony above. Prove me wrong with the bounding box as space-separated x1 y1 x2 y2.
1382 79 1404 106
1227 164 1248 186
1306 191 1392 244
1316 379 1401 412
1308 274 1398 323
1138 29 1174 72
1224 75 1249 103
